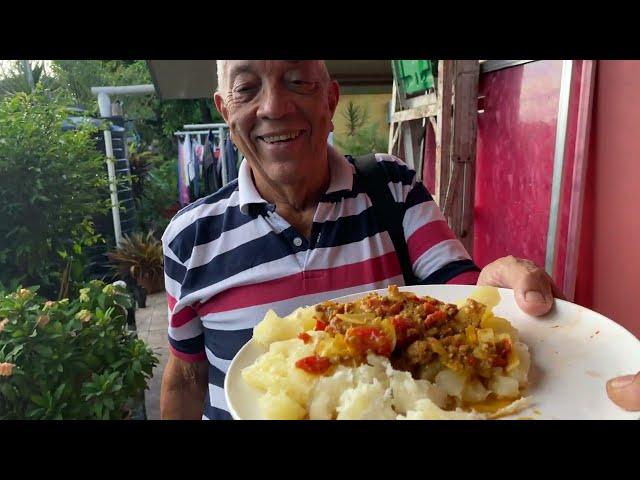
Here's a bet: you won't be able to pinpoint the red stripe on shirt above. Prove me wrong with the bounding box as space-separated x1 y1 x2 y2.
406 220 456 262
169 344 206 363
167 293 177 311
198 252 402 315
170 305 198 328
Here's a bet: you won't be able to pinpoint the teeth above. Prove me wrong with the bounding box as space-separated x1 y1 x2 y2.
262 131 300 143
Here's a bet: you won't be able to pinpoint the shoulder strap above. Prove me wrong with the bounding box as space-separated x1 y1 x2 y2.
353 153 416 286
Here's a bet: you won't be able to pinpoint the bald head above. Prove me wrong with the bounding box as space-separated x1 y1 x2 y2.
215 60 331 94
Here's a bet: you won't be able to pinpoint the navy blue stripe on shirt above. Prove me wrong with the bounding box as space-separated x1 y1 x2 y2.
164 255 187 284
315 206 382 248
405 182 434 210
375 158 416 186
204 328 253 361
169 205 255 263
168 333 205 355
320 185 362 203
204 404 233 420
180 226 307 296
208 364 226 388
420 259 480 284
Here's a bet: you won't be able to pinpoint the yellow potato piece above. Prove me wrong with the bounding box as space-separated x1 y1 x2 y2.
259 391 307 420
468 286 501 311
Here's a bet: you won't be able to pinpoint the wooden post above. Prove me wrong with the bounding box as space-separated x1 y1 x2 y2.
388 80 399 155
449 60 480 255
435 61 454 209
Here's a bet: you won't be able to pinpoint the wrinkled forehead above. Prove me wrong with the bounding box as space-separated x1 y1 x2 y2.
218 60 328 90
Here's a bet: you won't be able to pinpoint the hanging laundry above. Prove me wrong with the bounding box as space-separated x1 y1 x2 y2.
220 132 228 186
193 136 204 199
190 136 203 199
203 130 221 194
177 136 191 206
224 136 239 183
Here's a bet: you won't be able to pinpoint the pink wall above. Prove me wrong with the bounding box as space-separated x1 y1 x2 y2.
473 61 563 269
575 60 640 338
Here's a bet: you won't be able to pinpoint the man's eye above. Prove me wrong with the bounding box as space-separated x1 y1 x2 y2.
289 80 317 92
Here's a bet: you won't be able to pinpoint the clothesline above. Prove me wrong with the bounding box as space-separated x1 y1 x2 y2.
174 130 226 136
175 125 240 207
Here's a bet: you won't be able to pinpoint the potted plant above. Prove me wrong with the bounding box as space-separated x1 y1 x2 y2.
107 231 164 294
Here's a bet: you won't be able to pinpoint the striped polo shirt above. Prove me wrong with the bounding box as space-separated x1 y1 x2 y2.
161 146 479 420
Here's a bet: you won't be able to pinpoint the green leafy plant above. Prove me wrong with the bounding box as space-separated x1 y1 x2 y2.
0 87 109 300
341 101 370 136
135 156 178 234
106 232 164 294
0 281 158 420
335 100 388 156
0 61 58 99
128 142 159 202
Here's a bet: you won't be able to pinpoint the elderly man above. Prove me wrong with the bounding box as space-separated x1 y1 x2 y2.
159 60 637 420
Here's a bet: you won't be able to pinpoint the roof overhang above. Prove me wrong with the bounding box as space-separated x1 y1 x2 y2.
146 60 393 99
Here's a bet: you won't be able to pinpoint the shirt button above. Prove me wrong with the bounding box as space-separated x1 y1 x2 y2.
293 237 303 247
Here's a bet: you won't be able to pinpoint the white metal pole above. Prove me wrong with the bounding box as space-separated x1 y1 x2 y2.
183 123 228 130
97 91 123 246
545 60 574 277
91 84 156 96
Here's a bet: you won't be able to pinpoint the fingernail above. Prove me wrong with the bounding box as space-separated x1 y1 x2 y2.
525 290 546 303
608 375 635 390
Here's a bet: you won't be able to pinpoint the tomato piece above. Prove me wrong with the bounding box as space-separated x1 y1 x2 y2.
314 319 328 331
297 332 312 344
392 316 420 349
422 302 438 316
345 326 393 357
424 310 447 328
492 338 512 367
386 302 405 315
295 355 332 374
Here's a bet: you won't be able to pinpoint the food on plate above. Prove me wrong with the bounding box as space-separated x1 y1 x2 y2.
241 285 531 420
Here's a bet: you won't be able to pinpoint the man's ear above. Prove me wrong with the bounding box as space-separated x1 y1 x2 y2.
213 91 229 123
327 80 340 118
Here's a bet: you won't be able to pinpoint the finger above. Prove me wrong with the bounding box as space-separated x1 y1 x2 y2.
606 372 640 411
479 256 555 317
513 267 555 317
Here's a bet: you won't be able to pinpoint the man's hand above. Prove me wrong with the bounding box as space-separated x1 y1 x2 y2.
607 372 640 411
477 255 565 316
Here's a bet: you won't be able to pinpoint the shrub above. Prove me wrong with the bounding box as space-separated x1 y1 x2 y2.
0 280 158 419
0 87 109 299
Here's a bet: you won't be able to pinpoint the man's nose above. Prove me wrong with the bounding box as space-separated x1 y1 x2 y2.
256 84 295 119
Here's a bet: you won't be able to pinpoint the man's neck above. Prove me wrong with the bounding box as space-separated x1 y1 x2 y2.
249 152 331 239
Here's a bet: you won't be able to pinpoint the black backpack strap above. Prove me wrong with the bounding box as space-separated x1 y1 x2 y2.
353 153 416 286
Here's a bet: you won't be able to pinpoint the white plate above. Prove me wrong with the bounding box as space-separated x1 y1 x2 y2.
225 285 640 420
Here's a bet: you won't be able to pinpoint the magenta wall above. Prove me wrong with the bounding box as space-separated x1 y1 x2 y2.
474 61 562 270
575 60 640 338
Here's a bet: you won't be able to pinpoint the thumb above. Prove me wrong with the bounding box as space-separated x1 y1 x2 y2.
478 256 560 317
606 372 640 411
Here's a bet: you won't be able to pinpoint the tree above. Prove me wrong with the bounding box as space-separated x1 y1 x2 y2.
335 100 388 156
0 61 58 98
50 60 222 157
0 87 108 299
341 101 369 136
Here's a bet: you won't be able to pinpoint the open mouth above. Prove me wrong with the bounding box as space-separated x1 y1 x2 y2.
257 130 303 144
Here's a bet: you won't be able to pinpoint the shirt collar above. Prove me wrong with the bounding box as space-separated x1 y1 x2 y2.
238 145 355 215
